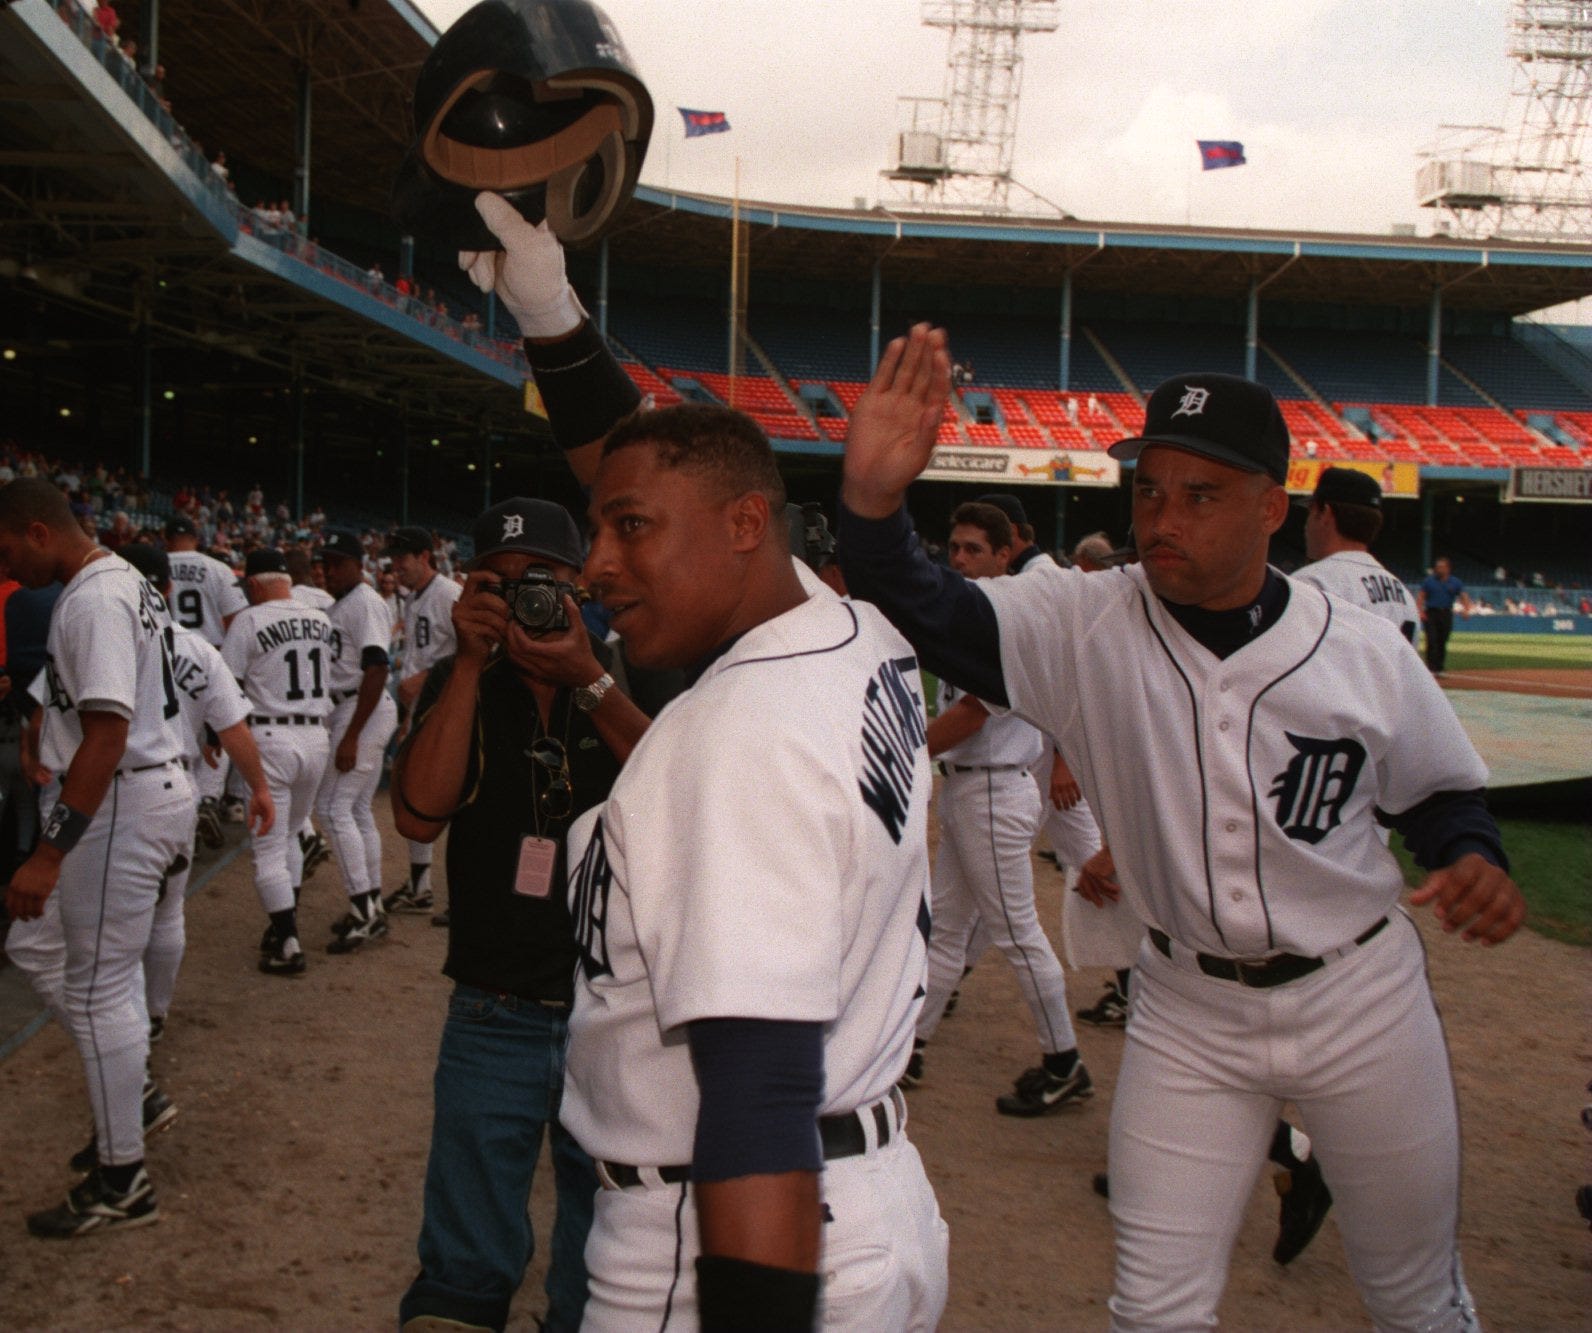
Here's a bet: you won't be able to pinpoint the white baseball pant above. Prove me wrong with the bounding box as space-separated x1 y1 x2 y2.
918 767 1076 1053
315 694 397 899
143 772 199 1023
17 766 191 1166
581 1120 947 1330
1107 912 1477 1332
251 723 331 913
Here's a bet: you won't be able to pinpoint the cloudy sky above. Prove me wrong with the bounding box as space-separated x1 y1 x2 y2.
416 0 1523 237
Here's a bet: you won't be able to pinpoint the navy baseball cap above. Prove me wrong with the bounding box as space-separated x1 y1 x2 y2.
1296 465 1382 509
386 525 434 556
321 530 365 563
164 515 197 538
244 548 290 576
471 498 583 568
120 543 170 586
977 493 1029 528
1109 373 1290 484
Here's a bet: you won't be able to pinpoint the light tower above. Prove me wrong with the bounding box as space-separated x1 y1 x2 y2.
882 0 1069 216
1418 1 1592 240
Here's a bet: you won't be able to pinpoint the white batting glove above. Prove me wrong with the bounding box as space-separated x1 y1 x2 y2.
458 191 586 339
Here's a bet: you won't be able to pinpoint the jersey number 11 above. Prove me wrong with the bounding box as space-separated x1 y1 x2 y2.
284 647 326 702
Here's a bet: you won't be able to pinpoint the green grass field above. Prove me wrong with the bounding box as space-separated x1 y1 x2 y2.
1443 630 1592 673
1392 819 1592 948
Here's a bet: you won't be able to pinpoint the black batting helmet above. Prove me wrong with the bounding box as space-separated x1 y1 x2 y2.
392 0 653 250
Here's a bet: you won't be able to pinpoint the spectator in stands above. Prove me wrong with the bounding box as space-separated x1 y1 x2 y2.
1416 556 1471 675
367 263 385 294
92 2 119 41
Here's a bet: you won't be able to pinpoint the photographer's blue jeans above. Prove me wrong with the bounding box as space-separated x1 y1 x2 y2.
399 985 598 1333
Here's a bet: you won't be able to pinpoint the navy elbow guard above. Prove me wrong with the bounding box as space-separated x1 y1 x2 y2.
696 1255 819 1333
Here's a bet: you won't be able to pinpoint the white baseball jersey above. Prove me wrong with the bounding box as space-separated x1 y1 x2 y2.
397 573 462 682
40 554 185 774
1294 550 1418 642
936 677 1045 768
980 564 1488 958
561 585 932 1165
290 583 335 613
325 582 392 696
222 601 337 719
166 550 247 647
169 625 250 765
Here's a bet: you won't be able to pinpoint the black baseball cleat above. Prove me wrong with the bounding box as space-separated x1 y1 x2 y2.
299 831 333 878
383 881 434 915
1076 981 1129 1028
259 932 307 977
897 1040 926 1090
328 894 388 954
194 798 225 850
995 1062 1093 1117
1272 1156 1333 1265
28 1166 159 1239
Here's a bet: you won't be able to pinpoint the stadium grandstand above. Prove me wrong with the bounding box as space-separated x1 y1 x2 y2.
1 0 1589 612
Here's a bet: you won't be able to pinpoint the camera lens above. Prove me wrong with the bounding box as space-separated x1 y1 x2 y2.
511 582 561 630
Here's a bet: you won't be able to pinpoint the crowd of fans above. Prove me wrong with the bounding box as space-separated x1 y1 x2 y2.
0 440 462 581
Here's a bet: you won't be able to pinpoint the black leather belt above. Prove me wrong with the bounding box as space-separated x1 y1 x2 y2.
116 758 182 777
329 689 356 705
249 714 322 727
599 1088 905 1190
936 761 1025 775
1149 917 1388 988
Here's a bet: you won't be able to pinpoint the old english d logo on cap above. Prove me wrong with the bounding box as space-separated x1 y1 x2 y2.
1108 372 1290 483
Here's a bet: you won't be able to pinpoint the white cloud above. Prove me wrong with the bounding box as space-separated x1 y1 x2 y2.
417 0 1527 235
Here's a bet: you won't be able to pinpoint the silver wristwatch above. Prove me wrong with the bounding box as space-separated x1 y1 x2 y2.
573 671 615 713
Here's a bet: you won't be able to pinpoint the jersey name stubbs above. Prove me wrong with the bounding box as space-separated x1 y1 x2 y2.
858 655 925 844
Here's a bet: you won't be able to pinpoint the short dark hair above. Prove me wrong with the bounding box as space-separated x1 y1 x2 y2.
602 404 786 510
0 478 75 533
950 501 1014 552
1319 500 1383 546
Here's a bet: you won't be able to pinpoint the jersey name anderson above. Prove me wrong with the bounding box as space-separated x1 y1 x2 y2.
980 563 1487 959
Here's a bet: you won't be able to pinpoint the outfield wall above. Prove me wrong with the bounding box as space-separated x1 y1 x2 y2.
1453 616 1592 636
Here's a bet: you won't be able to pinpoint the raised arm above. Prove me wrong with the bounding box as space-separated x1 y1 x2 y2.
838 324 1008 703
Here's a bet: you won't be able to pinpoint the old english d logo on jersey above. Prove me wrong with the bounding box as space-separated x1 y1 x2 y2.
858 655 926 844
569 816 614 980
1268 732 1367 845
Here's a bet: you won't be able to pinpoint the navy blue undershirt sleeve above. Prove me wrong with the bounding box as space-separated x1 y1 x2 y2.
360 645 390 670
837 503 1008 705
688 1018 823 1183
1377 788 1508 873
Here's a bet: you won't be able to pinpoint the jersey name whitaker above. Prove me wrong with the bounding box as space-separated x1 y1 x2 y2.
858 655 926 844
255 616 337 655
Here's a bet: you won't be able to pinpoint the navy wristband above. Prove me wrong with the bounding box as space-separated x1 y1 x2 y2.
40 801 91 854
522 322 643 451
696 1255 819 1333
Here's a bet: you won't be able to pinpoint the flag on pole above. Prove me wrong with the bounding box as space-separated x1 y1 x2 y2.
679 108 731 138
1197 140 1246 171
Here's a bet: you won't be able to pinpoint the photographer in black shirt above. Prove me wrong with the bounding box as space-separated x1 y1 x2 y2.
392 497 648 1333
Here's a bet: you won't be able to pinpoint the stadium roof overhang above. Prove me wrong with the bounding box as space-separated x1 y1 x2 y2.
107 0 437 220
0 1 536 456
604 188 1592 318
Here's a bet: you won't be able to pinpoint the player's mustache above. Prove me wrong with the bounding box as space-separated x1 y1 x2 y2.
1139 538 1186 560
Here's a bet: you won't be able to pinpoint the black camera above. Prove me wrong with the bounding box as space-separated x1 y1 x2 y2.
494 569 582 633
